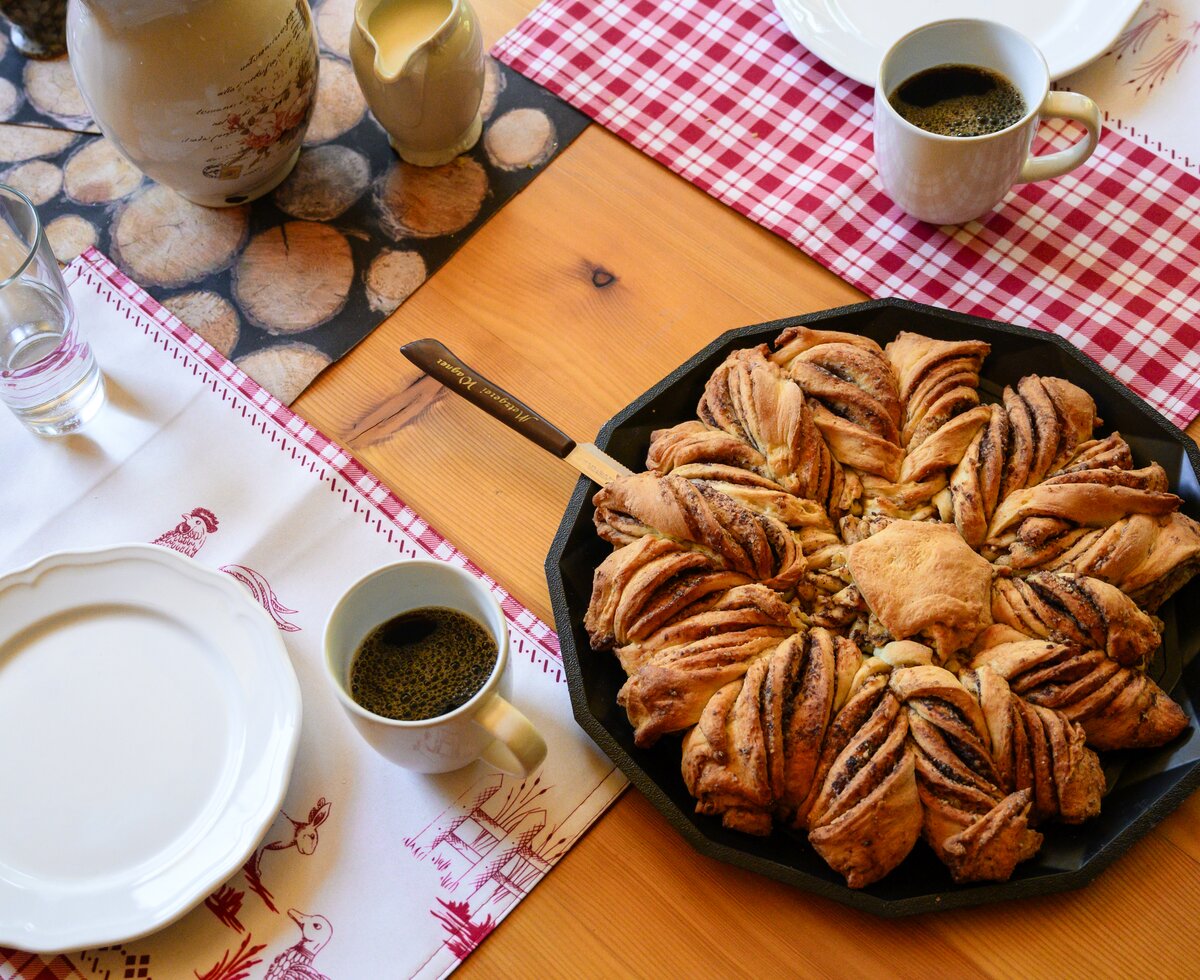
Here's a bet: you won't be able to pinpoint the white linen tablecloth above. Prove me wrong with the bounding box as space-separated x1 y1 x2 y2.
0 249 625 979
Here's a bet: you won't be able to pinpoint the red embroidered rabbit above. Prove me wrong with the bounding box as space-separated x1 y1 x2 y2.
244 798 332 912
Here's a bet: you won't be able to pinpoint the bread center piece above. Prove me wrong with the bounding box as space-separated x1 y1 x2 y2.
846 520 994 661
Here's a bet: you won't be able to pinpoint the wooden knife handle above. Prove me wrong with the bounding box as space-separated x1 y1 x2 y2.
401 338 577 459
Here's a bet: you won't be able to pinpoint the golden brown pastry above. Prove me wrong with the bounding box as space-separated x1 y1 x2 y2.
680 666 775 835
770 324 888 362
771 630 865 824
593 471 806 590
858 472 951 523
970 628 1188 750
898 404 992 485
618 621 793 747
890 665 1043 883
810 583 867 632
681 629 864 837
646 419 772 476
950 403 1009 548
998 510 1200 612
795 524 852 598
986 469 1180 546
884 332 990 450
963 665 1104 825
652 462 831 530
613 582 802 676
846 520 993 660
585 327 1198 891
998 376 1099 496
695 346 858 515
770 326 904 481
1054 432 1134 474
799 675 923 888
985 466 1183 576
991 571 1161 668
584 535 750 650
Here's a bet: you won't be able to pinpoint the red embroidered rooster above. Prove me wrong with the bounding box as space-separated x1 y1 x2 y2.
152 507 219 557
264 909 332 980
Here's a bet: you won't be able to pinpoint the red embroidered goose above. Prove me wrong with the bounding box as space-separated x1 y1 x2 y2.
264 909 332 980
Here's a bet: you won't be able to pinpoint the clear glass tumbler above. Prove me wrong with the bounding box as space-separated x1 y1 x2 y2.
0 184 104 435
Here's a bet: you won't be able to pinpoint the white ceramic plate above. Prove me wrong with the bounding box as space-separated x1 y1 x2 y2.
772 0 1142 85
0 545 302 953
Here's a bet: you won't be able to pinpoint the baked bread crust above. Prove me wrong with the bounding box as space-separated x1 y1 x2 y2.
846 521 993 661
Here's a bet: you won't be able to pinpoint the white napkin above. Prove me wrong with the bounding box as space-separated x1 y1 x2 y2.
0 250 625 979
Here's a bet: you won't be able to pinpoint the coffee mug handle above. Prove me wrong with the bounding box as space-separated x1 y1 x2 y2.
1017 91 1101 184
475 694 548 776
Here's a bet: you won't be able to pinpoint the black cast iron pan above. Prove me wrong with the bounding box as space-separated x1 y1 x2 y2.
543 299 1200 916
402 302 1200 916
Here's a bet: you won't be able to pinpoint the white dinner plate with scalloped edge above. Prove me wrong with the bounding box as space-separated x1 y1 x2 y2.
0 544 302 953
772 0 1142 85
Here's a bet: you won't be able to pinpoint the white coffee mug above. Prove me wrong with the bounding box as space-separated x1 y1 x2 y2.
874 19 1101 225
324 559 547 775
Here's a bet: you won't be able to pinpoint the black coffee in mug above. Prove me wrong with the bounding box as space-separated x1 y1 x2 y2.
349 606 497 721
888 64 1027 138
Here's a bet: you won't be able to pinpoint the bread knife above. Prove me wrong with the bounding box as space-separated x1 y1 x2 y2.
401 338 633 486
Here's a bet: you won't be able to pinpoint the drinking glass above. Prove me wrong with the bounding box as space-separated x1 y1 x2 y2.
0 184 104 435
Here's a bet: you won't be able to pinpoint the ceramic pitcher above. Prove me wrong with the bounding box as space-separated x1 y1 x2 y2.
66 0 319 207
350 0 485 167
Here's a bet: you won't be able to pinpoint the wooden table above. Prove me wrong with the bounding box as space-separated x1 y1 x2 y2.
295 0 1200 973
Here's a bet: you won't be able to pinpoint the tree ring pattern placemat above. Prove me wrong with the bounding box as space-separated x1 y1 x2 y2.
0 0 589 404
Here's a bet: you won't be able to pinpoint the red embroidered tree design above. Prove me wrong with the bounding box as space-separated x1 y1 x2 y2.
195 933 265 980
1128 20 1200 92
431 898 496 960
1108 6 1175 61
205 884 247 932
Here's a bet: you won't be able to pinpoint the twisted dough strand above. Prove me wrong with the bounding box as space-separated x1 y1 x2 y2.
999 376 1099 497
803 677 921 888
681 629 864 837
885 332 990 450
585 325 1196 889
991 571 1161 668
970 627 1188 750
771 326 905 481
697 346 854 510
593 471 806 590
965 665 1104 826
890 665 1043 884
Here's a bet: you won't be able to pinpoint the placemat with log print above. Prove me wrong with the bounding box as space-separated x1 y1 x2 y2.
493 0 1200 429
0 0 589 405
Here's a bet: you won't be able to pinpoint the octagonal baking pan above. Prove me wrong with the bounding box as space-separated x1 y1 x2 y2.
546 298 1200 916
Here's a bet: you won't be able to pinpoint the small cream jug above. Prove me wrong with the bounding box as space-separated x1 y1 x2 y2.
350 0 485 167
66 0 319 207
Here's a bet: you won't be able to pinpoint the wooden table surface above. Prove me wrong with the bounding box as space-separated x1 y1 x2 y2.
294 0 1200 974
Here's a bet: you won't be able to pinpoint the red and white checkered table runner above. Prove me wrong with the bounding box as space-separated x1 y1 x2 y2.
493 0 1200 428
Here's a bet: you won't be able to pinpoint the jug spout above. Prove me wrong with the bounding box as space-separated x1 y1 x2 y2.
355 0 456 84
